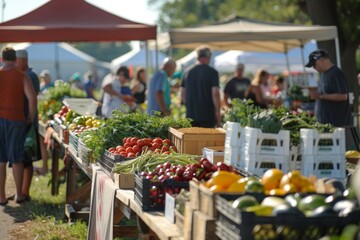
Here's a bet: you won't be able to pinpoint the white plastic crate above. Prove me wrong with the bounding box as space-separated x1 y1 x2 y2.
300 128 345 156
63 98 98 116
300 154 346 180
203 146 224 164
288 145 302 171
241 127 290 156
224 145 243 168
243 153 289 177
224 121 243 147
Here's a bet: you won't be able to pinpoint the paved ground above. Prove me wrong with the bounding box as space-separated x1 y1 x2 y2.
0 173 29 240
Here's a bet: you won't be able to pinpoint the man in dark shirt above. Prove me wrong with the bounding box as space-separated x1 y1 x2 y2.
223 63 250 108
306 49 351 127
181 46 221 128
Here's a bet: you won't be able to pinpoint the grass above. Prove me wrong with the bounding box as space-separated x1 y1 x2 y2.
12 160 88 240
15 160 139 240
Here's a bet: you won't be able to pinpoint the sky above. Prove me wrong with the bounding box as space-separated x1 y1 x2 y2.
1 0 158 24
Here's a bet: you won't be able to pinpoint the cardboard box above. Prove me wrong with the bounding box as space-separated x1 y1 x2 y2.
113 173 135 189
203 146 224 164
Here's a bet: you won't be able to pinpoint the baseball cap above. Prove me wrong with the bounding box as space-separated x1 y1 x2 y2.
305 49 329 68
16 49 28 58
40 69 51 78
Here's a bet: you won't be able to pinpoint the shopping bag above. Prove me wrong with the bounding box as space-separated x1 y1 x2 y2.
24 125 38 159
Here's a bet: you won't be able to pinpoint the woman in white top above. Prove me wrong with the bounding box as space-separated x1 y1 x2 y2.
101 66 131 118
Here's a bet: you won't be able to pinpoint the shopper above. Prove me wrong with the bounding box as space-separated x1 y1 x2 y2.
223 63 251 108
181 46 221 128
305 49 351 127
147 58 177 116
244 69 269 109
15 49 41 201
0 47 37 204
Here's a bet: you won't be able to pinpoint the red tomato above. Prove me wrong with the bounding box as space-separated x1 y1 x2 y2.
124 142 133 148
120 152 127 157
161 145 169 152
117 146 125 152
126 137 132 143
137 139 145 147
126 147 134 154
127 152 136 158
122 138 128 144
162 139 171 146
131 137 139 145
108 147 116 152
152 142 161 149
163 151 171 154
152 138 163 145
133 145 140 153
144 139 153 147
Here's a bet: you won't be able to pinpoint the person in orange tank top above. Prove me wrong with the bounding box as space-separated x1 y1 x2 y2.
0 47 36 205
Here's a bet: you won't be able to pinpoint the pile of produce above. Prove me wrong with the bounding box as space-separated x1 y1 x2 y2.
82 110 191 159
38 80 86 122
107 137 177 158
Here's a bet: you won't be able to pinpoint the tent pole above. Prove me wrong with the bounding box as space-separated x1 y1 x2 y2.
335 37 341 68
284 44 293 87
55 42 60 79
145 41 150 76
299 42 308 85
155 39 159 71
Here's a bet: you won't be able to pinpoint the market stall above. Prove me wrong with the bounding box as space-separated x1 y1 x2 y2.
39 96 360 239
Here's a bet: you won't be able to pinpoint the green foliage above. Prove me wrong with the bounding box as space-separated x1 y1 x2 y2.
150 0 310 31
248 109 283 134
223 98 259 126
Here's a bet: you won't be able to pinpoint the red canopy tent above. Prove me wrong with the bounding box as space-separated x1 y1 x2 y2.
0 0 157 42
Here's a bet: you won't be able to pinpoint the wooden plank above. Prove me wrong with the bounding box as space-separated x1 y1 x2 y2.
116 189 133 206
128 197 182 240
113 225 138 238
66 180 91 203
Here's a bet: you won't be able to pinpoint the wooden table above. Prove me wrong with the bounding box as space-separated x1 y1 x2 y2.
40 122 183 239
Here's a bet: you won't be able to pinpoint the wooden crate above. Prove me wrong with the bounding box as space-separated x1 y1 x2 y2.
113 173 135 189
169 127 225 155
190 181 220 218
183 202 194 240
192 210 217 240
189 180 200 210
174 209 184 235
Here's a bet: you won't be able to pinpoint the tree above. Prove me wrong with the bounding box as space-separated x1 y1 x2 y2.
73 42 132 62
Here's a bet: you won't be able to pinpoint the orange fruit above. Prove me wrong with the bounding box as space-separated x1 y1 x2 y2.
268 188 286 196
287 170 303 189
282 183 298 194
261 168 284 191
211 171 242 189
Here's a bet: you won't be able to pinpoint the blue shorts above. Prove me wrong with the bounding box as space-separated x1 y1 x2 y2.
0 118 27 164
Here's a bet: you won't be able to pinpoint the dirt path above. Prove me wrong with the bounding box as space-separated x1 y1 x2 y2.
0 173 31 240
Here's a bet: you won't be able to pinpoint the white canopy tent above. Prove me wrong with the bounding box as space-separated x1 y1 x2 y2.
165 16 340 68
111 47 168 73
13 42 102 81
176 50 224 71
214 40 318 74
